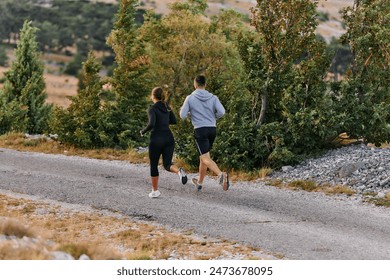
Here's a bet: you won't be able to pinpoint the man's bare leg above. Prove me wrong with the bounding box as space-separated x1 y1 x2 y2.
199 152 229 191
199 152 222 177
198 157 208 185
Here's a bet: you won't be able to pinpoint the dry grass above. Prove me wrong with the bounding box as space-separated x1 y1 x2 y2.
230 168 273 182
0 243 49 260
0 218 49 260
0 133 149 164
380 143 390 148
322 184 356 196
366 192 390 208
332 132 363 146
44 73 78 108
57 242 122 260
0 218 36 238
334 133 390 149
268 179 356 197
288 180 318 192
0 193 272 260
42 52 73 64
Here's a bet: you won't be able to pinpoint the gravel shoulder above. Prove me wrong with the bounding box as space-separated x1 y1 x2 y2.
1 147 389 259
271 144 390 198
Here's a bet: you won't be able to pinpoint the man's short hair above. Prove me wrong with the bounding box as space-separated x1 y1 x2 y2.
195 75 206 87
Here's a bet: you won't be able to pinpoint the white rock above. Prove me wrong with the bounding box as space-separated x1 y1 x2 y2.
282 166 293 172
50 251 75 260
79 254 90 260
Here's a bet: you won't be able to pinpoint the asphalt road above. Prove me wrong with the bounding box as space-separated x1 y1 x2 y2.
1 148 389 259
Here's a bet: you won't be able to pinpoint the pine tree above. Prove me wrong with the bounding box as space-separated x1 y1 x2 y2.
51 52 105 148
0 20 52 134
105 0 149 148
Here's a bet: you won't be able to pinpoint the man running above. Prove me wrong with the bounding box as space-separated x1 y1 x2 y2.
180 75 229 191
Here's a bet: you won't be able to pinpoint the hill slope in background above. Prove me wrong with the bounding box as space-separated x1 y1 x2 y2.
35 0 353 43
101 0 354 42
99 0 353 14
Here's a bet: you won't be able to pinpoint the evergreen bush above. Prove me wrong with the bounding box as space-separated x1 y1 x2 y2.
105 0 150 148
0 20 51 135
51 52 106 148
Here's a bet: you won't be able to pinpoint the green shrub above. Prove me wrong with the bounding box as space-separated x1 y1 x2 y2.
51 53 107 149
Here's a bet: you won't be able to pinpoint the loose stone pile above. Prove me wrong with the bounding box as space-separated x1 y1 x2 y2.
271 144 390 197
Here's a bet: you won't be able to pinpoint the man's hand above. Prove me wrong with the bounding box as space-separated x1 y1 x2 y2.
140 130 144 137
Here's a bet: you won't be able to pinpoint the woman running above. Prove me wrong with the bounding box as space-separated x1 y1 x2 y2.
140 87 187 198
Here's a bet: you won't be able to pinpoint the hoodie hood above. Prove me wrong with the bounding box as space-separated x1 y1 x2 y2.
179 88 226 128
153 101 170 113
192 89 214 102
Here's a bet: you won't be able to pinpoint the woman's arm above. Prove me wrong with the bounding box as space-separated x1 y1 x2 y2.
141 107 156 135
169 110 177 125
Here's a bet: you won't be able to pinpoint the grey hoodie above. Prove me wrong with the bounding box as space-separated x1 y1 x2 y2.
180 89 225 129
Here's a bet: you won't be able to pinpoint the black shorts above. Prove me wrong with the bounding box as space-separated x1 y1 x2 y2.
194 127 216 155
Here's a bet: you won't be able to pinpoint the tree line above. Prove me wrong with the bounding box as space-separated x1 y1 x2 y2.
0 0 389 171
0 0 139 74
0 0 351 78
0 0 117 51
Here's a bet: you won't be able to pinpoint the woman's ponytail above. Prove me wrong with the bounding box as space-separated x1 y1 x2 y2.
152 87 164 101
152 86 171 111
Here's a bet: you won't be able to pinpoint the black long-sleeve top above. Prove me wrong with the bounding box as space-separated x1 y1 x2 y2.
141 101 177 135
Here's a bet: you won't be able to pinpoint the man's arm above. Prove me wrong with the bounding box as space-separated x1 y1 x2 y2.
214 96 225 119
180 96 190 119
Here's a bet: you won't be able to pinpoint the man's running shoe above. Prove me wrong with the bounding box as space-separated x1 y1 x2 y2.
219 172 230 191
178 168 188 185
149 190 161 198
191 177 202 191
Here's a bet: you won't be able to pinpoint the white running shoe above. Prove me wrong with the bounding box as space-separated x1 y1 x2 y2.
149 190 161 198
191 177 202 191
178 168 188 185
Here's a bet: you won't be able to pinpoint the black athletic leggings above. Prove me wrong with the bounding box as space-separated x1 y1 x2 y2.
149 131 175 177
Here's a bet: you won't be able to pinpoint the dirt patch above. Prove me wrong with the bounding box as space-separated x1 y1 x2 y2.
44 73 78 108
